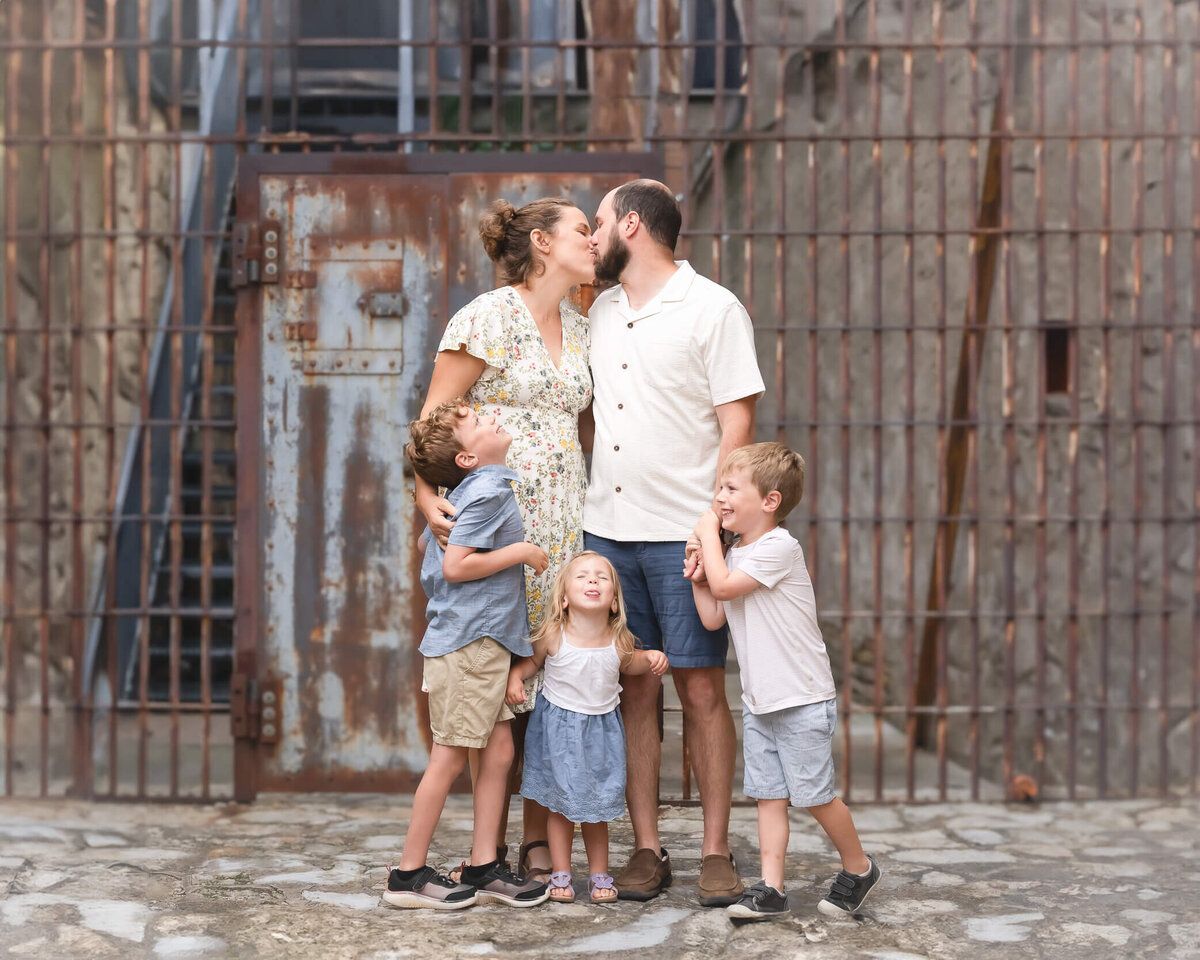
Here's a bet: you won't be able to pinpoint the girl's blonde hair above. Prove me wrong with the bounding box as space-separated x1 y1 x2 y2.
531 551 639 662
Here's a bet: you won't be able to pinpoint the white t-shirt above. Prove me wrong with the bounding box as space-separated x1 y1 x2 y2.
724 526 837 715
584 261 765 541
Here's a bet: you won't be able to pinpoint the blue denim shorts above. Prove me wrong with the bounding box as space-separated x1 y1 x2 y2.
583 533 729 669
742 699 838 807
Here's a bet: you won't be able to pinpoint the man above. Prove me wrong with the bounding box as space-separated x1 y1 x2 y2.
584 180 764 905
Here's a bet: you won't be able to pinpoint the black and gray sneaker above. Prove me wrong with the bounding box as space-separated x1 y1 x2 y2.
817 854 881 917
726 879 790 920
382 865 477 910
461 859 550 907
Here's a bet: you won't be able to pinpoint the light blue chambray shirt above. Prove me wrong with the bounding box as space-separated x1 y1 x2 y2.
418 464 532 658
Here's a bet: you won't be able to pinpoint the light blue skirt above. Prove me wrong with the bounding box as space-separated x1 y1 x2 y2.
520 697 627 823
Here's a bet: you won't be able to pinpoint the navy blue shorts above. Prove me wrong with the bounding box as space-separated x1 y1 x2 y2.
584 533 729 669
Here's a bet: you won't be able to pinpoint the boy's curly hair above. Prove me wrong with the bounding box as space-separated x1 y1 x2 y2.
404 398 470 489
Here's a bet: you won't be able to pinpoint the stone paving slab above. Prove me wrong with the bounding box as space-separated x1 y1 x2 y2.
1 794 1197 959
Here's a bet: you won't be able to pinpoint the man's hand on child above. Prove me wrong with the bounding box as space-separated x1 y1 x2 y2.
505 670 527 705
686 553 708 583
521 543 549 574
647 650 669 676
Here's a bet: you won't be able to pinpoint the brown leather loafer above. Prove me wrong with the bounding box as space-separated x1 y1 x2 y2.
615 847 672 901
698 853 744 906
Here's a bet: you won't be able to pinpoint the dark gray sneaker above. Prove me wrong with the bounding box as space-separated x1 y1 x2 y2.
817 854 881 917
461 860 550 908
382 865 477 910
726 879 789 920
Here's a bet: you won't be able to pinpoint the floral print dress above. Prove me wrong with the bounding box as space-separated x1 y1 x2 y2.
439 286 592 632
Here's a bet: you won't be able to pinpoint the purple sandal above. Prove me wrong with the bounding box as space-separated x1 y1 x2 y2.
589 872 617 903
549 871 575 903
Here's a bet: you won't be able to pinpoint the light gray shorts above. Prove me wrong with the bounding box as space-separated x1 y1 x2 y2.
741 698 838 808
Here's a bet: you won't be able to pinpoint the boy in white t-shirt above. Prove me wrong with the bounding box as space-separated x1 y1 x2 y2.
687 442 881 920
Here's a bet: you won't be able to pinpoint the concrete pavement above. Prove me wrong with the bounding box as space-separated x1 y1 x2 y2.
1 793 1197 959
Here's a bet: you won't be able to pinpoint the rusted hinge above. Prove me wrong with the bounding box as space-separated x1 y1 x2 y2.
229 673 282 746
230 672 258 739
231 219 282 287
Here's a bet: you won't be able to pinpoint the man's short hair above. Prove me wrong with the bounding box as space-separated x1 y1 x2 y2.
404 398 470 489
722 441 806 522
612 180 682 252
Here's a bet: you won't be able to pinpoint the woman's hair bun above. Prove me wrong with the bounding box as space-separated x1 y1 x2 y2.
479 199 517 261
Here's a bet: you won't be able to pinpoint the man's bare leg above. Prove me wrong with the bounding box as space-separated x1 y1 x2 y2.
674 665 735 858
619 669 663 852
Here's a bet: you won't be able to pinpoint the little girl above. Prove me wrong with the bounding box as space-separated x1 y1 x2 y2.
506 551 668 903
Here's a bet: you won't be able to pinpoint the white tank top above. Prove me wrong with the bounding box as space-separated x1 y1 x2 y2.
540 630 623 715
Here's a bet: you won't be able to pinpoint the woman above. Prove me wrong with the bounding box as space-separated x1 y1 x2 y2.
414 196 595 882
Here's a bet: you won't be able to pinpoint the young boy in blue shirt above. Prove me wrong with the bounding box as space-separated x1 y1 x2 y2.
384 398 550 910
688 441 881 919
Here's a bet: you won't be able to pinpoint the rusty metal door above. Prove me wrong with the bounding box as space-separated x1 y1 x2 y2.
233 153 659 799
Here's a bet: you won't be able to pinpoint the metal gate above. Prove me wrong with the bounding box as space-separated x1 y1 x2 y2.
231 153 658 800
2 0 1197 804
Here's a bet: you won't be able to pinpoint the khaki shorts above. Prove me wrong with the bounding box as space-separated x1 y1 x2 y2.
424 637 514 748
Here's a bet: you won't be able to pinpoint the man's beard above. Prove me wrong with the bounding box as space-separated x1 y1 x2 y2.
593 235 630 286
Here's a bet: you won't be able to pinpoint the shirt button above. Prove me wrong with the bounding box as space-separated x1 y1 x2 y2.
615 486 621 492
622 363 628 369
627 322 633 328
617 403 623 409
614 445 620 451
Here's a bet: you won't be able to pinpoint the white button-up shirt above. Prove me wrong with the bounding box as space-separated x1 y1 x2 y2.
584 261 765 541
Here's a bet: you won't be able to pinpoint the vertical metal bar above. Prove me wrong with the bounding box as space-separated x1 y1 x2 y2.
835 0 853 803
1000 0 1017 801
2 0 21 798
741 0 756 403
1130 0 1145 798
261 0 274 133
711 0 727 286
430 0 442 137
200 142 216 799
459 0 471 139
288 0 299 131
103 0 120 798
955 0 974 801
519 0 531 147
1098 4 1112 798
868 0 884 802
38 0 54 798
554 0 566 137
1032 0 1048 796
488 0 500 139
965 0 981 800
1065 0 1080 800
169 0 186 798
774 0 787 446
805 0 819 640
71 0 92 800
902 0 919 802
1159 1 1178 799
136 0 153 798
1192 2 1200 798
